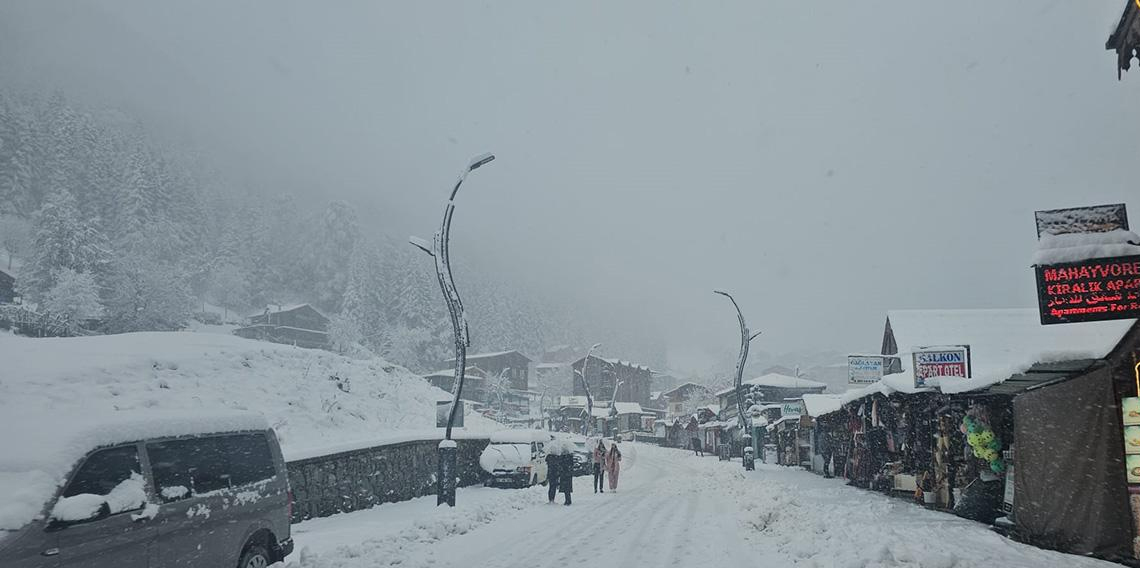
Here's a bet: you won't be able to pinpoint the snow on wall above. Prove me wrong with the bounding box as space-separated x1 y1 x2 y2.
0 331 502 531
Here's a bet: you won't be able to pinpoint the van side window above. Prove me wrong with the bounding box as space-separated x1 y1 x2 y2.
148 433 275 501
222 433 275 486
63 445 141 500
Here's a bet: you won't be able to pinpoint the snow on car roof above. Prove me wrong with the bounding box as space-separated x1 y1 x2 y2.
0 408 267 531
488 430 554 444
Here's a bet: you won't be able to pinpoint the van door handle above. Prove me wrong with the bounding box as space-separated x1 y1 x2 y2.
42 548 60 557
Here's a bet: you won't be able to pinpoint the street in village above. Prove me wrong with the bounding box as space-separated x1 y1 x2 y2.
290 444 1115 568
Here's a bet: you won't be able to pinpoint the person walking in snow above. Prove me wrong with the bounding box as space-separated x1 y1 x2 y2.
606 442 622 492
558 448 573 505
546 447 561 503
592 439 607 493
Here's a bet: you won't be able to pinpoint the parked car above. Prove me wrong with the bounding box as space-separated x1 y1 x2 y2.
479 430 554 488
569 439 591 476
0 411 293 568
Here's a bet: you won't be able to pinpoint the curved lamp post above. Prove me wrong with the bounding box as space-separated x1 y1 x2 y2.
714 290 761 468
574 342 602 435
410 152 495 506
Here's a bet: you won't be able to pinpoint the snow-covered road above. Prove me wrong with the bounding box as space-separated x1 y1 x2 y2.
291 443 1118 568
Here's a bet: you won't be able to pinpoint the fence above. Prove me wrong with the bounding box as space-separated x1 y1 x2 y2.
286 436 490 523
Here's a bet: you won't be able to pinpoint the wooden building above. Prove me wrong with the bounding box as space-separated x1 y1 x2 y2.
661 382 713 419
570 355 653 407
716 373 827 422
233 303 330 350
444 350 532 391
0 267 14 304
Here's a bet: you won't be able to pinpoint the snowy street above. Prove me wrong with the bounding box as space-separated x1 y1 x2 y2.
292 443 1115 568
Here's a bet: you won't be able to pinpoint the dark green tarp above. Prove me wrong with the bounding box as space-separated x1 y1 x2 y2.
1013 366 1132 559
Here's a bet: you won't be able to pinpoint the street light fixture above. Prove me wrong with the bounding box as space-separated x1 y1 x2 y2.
409 152 495 507
714 290 761 469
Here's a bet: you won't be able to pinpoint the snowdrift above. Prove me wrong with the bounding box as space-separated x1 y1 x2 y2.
0 331 501 463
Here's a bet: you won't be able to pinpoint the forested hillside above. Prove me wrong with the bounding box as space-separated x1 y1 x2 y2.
0 89 664 372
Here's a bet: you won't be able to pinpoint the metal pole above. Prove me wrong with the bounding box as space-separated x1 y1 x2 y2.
410 153 494 506
714 290 760 469
578 343 601 436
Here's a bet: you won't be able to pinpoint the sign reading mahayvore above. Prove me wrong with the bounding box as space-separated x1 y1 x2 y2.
1035 255 1140 325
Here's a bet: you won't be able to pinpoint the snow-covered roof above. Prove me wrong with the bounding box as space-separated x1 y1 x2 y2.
613 402 643 415
715 373 827 396
573 355 651 372
815 309 1137 418
247 303 325 319
801 394 844 418
0 408 267 531
1032 229 1140 266
698 404 721 415
446 350 532 363
423 366 488 379
558 396 588 408
887 308 1134 392
661 382 709 398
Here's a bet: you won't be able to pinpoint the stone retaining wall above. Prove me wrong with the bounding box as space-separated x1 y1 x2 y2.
286 436 491 523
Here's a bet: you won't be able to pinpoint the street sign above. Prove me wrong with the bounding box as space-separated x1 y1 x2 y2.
436 400 465 428
1035 255 1140 324
1035 203 1129 238
911 346 970 388
848 355 884 385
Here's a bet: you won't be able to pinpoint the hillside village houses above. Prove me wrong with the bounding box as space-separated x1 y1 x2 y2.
233 303 331 350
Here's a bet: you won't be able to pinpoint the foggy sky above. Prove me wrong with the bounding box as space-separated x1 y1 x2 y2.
2 1 1138 374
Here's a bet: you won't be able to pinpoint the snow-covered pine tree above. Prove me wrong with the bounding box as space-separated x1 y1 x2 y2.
20 188 111 303
41 267 103 334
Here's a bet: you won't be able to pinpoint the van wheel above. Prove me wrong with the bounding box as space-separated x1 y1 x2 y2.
238 542 271 568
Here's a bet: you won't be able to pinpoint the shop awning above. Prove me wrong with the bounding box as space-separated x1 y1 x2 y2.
955 359 1102 397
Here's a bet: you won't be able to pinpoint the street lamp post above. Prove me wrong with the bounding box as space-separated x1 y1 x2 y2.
410 152 495 507
607 379 625 438
714 290 761 469
574 343 602 436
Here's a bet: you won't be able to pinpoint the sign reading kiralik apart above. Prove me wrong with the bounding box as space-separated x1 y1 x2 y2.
1033 203 1140 325
911 346 970 389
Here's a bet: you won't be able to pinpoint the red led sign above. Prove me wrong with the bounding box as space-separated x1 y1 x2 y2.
1035 255 1140 324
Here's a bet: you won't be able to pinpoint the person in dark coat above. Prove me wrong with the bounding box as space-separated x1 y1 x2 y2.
545 449 560 503
558 451 573 505
592 440 607 493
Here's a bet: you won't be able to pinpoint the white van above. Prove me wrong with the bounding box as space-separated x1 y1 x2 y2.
478 431 555 488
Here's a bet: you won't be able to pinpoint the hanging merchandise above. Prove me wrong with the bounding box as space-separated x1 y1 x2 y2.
962 410 1005 475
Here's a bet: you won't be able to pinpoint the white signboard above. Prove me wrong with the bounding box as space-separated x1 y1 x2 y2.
781 401 804 418
911 345 970 389
848 355 884 385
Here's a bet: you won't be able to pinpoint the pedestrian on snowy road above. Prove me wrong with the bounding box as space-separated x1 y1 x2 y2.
606 442 622 491
546 447 560 503
691 436 703 457
558 450 573 505
592 439 607 493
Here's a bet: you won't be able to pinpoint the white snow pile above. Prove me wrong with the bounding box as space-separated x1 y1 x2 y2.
0 331 502 532
294 484 549 568
1033 229 1140 265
